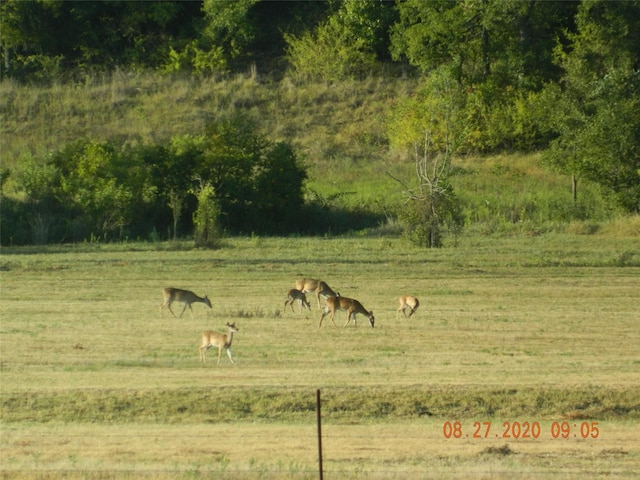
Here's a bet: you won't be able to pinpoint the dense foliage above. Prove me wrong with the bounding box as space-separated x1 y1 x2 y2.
1 0 639 245
6 123 307 244
539 1 640 213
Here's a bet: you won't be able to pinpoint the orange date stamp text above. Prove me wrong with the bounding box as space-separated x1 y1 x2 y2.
442 421 600 440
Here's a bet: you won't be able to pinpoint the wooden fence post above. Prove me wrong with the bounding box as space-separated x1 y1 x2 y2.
317 389 323 480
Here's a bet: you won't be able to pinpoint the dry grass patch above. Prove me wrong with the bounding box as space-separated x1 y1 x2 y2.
2 421 638 479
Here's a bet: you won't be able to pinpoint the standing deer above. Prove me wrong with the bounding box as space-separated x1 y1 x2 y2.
284 288 311 314
295 278 339 309
319 296 375 328
397 295 420 319
159 287 212 318
199 322 239 364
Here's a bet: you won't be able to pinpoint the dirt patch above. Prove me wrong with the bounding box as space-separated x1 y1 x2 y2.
481 444 516 456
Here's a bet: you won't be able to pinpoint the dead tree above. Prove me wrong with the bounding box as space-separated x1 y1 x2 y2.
389 127 458 248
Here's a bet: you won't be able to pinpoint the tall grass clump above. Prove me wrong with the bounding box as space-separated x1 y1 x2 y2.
598 215 640 237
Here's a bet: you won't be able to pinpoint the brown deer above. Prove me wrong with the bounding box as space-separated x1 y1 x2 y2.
319 296 374 328
284 288 311 314
295 278 338 309
159 287 212 318
199 322 239 365
397 295 420 319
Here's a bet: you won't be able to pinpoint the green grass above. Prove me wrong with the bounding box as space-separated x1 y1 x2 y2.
1 234 639 478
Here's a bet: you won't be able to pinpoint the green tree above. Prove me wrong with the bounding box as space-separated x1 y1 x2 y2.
163 40 226 75
14 161 62 244
253 142 307 233
50 139 156 240
333 0 398 61
390 0 576 88
541 0 640 212
285 0 395 82
389 0 578 152
391 0 496 84
201 0 258 65
148 135 207 240
1 0 202 79
201 119 307 234
202 120 260 230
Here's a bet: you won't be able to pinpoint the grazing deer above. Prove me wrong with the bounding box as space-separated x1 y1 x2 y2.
284 288 311 314
319 296 375 328
397 295 420 319
199 322 239 365
295 278 339 309
159 287 212 318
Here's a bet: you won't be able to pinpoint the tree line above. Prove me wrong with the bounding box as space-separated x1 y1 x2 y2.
1 0 639 245
2 0 578 85
4 120 312 245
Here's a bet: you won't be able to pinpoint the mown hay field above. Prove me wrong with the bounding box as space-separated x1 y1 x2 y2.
1 234 639 479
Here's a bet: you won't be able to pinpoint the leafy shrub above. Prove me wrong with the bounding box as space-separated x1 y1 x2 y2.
285 15 376 82
192 183 222 249
9 54 66 84
163 41 227 75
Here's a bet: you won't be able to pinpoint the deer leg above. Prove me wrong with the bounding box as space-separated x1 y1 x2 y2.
199 345 208 363
226 348 234 364
319 307 335 327
319 310 327 328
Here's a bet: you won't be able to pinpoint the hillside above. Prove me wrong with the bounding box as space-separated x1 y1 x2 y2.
1 71 415 168
1 72 637 242
1 71 416 207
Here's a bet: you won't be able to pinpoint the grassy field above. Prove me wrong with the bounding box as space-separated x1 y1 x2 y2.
1 234 639 478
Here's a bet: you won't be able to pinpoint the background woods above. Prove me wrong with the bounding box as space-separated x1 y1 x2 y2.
1 0 639 246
